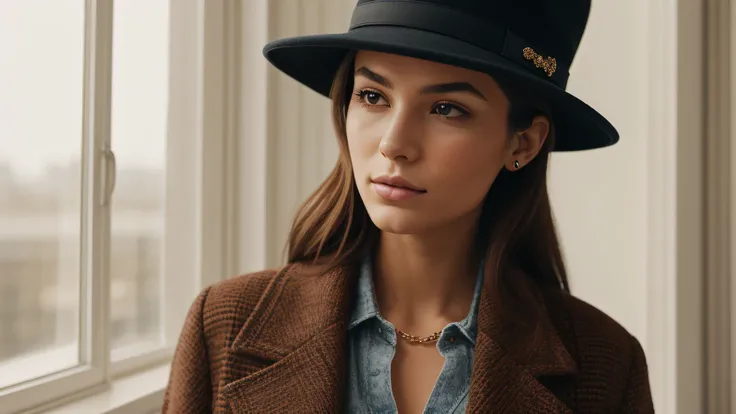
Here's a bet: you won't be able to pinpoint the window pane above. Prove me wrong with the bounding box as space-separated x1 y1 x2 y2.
0 1 85 388
109 0 169 359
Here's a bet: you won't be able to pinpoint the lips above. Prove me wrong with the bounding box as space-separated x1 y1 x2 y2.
370 175 426 201
371 175 425 192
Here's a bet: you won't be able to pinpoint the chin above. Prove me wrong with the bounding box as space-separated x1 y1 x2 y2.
365 204 432 235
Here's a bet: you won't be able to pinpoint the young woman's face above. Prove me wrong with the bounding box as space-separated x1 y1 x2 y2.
346 50 531 235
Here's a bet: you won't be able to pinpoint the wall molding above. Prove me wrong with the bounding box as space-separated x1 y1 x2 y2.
232 0 354 273
260 0 354 268
730 0 736 406
232 0 271 274
647 0 706 412
645 0 677 410
704 0 733 412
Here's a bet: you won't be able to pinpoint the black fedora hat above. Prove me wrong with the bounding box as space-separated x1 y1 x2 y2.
262 0 617 152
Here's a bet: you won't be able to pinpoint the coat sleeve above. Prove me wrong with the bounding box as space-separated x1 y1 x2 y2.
162 287 214 413
619 335 655 413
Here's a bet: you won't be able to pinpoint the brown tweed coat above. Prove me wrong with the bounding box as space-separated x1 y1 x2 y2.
162 261 654 413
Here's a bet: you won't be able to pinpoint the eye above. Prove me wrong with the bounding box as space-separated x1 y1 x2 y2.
432 103 469 118
354 89 389 107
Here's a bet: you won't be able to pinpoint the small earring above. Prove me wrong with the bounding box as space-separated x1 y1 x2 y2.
514 160 520 169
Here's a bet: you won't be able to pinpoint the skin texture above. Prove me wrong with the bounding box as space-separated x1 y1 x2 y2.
345 50 550 413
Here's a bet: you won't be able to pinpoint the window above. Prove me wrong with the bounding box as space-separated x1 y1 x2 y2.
108 0 168 363
0 1 222 412
0 0 87 391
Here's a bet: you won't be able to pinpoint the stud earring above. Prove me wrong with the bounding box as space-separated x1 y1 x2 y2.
514 160 520 169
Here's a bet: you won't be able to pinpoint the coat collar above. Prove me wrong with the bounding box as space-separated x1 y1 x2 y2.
221 260 577 413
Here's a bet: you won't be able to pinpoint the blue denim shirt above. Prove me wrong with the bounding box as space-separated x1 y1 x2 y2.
346 256 485 414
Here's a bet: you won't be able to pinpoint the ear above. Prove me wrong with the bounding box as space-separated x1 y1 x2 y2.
504 115 550 171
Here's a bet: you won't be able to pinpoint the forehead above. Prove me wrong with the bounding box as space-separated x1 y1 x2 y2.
353 50 504 97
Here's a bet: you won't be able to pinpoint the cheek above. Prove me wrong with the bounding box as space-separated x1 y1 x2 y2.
345 109 379 176
428 135 505 204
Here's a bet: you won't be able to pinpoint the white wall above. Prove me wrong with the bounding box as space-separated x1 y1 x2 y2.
548 1 705 411
238 0 704 412
549 0 651 349
553 1 703 412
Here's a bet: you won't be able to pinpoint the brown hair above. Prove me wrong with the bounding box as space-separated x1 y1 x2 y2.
286 51 569 294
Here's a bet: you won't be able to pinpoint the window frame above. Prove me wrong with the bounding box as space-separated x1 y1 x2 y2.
0 0 235 412
0 0 113 411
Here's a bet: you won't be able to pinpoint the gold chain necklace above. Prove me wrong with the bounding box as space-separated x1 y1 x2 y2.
394 327 442 345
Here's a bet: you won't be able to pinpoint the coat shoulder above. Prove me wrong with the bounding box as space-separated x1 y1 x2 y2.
552 291 645 367
547 291 653 412
200 261 330 322
199 268 284 340
556 292 637 348
204 268 282 314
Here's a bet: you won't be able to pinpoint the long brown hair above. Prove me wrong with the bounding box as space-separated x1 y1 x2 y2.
287 51 569 294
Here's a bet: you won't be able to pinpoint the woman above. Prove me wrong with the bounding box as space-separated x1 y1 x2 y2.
163 0 654 413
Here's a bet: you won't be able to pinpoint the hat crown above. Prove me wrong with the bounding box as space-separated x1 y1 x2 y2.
353 0 591 69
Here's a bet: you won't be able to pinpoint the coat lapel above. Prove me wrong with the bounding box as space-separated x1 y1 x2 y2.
221 261 358 413
220 261 576 413
466 268 577 413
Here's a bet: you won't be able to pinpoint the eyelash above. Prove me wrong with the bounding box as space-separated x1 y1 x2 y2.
353 88 470 118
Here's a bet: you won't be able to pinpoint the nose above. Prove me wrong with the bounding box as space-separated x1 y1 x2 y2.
378 113 420 163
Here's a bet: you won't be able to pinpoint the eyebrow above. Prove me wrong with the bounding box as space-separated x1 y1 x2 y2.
354 66 488 101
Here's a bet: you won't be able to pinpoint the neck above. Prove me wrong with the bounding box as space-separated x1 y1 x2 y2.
372 215 481 335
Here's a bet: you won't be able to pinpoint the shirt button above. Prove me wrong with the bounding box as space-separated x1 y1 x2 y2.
449 336 455 343
377 327 383 334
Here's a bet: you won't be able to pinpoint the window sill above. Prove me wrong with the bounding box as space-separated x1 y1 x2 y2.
0 345 78 389
44 364 170 414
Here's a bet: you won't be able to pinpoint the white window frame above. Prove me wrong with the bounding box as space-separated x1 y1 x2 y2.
0 0 113 412
0 0 235 412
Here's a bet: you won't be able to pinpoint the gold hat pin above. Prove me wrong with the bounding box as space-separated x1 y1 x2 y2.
523 47 557 77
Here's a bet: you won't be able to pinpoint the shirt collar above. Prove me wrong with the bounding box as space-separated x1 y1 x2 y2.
347 255 380 330
348 254 485 340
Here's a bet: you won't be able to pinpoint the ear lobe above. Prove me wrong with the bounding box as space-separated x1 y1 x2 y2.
504 158 523 171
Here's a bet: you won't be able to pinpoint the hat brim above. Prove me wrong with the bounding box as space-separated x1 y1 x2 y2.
263 25 618 152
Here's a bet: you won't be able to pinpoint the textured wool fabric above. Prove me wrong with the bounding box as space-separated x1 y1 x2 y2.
162 261 655 413
345 255 485 413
